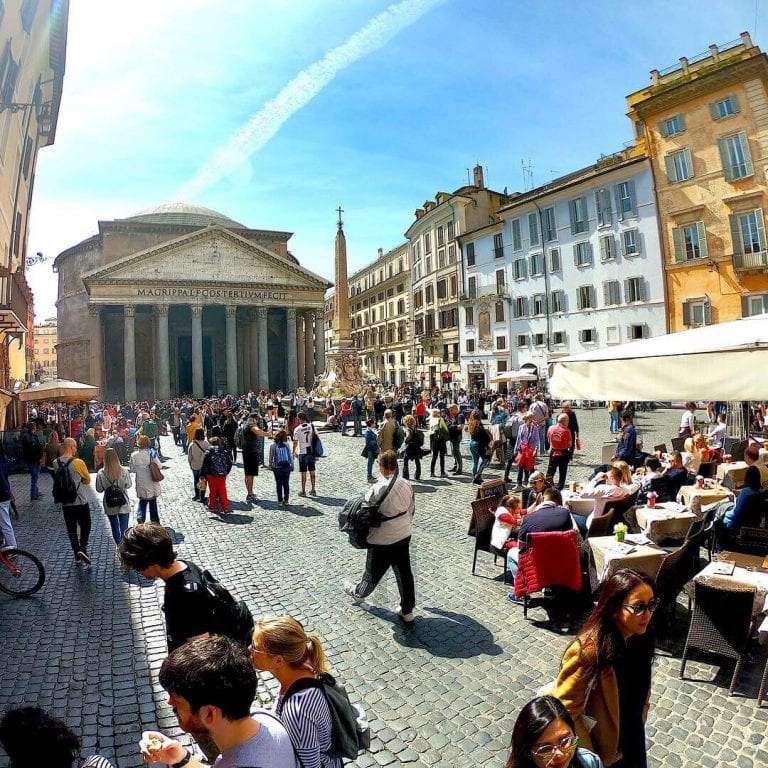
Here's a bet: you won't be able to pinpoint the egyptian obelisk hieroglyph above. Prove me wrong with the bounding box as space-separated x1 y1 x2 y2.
313 207 364 398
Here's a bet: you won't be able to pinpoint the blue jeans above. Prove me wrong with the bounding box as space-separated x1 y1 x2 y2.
353 415 362 436
192 469 202 498
367 452 377 480
536 423 546 452
274 467 291 502
28 462 40 499
137 498 159 523
107 513 130 544
609 411 620 433
340 416 349 434
180 431 188 451
0 499 16 548
469 441 488 478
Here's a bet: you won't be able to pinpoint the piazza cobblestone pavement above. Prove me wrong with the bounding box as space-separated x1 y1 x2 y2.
2 407 768 767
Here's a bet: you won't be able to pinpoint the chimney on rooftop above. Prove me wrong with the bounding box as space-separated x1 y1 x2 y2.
473 164 485 189
377 247 383 259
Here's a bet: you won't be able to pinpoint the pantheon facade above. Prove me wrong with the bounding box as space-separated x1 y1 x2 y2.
55 204 330 401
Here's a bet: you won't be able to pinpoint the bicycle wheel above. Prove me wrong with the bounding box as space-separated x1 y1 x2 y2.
0 549 46 596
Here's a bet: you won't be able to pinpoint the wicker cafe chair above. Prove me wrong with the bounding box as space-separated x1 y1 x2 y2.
468 496 505 576
759 654 768 706
654 540 693 629
586 507 615 539
679 575 756 695
671 436 687 453
697 461 717 479
653 443 668 455
735 526 768 556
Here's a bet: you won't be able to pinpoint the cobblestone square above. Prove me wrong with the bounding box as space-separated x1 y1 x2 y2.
2 407 767 767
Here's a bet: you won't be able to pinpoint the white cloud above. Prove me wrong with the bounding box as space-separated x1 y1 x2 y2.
177 0 448 199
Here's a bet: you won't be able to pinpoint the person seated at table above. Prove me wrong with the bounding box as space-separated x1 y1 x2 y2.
643 451 691 504
522 471 550 514
506 487 573 584
612 461 633 486
491 494 524 552
634 457 663 504
575 467 640 534
683 434 710 473
714 466 767 550
744 444 768 489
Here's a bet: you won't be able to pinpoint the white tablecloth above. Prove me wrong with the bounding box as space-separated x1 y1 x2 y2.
716 461 748 484
587 536 666 592
678 485 733 507
635 504 696 544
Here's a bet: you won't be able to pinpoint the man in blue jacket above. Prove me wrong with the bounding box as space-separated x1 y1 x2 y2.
611 410 637 465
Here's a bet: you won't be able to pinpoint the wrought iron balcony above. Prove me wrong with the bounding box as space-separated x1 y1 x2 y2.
733 250 768 272
0 268 32 333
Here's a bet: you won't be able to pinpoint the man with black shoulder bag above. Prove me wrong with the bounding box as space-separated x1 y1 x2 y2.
343 450 416 625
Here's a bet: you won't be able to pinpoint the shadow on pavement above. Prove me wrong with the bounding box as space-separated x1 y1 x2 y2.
282 503 323 517
312 496 346 507
209 512 254 524
165 527 185 545
366 604 503 659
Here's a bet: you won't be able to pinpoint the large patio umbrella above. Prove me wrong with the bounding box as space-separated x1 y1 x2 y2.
18 379 100 403
548 314 768 401
490 370 538 385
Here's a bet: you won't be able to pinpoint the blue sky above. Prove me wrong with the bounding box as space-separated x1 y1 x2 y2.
28 0 762 319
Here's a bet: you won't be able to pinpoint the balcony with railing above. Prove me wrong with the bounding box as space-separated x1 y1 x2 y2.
733 250 768 273
0 269 32 333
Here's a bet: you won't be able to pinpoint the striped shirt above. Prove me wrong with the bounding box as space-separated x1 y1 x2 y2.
275 686 342 768
82 756 116 768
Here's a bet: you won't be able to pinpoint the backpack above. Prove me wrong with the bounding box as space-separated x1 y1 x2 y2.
21 432 42 463
338 475 408 549
503 416 521 442
310 427 324 458
412 428 424 448
208 448 229 477
432 420 449 446
393 424 405 450
52 458 79 504
283 673 371 760
103 477 128 509
234 424 246 449
274 443 292 469
193 564 254 647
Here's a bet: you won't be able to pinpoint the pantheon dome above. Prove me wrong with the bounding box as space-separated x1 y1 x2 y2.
123 202 246 229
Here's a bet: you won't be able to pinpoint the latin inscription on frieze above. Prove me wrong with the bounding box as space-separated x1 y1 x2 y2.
136 288 289 301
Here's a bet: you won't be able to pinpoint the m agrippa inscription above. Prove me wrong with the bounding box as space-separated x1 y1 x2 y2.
136 287 290 301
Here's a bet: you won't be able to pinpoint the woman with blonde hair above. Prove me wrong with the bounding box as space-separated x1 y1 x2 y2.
95 447 132 544
129 434 162 524
250 616 342 768
427 408 449 478
611 461 633 486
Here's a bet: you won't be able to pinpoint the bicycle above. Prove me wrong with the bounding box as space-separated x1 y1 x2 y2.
0 547 46 597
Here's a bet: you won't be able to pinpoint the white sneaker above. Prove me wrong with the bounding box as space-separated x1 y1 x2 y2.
397 607 415 625
343 581 364 605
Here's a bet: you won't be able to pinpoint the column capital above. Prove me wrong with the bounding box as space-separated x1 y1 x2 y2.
256 307 269 319
191 304 203 318
123 305 135 318
287 307 297 320
314 308 324 321
155 304 169 317
225 305 237 319
88 305 101 318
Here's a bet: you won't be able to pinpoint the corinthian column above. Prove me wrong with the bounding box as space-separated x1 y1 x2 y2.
156 305 170 399
257 308 269 391
303 312 314 388
191 304 204 397
225 305 238 395
286 308 298 391
123 305 136 402
88 305 103 391
314 309 325 377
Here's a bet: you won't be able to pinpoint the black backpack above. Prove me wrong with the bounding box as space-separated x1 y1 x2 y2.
192 564 254 647
283 673 370 760
52 458 79 504
21 432 42 463
208 448 230 477
338 475 408 549
103 478 128 509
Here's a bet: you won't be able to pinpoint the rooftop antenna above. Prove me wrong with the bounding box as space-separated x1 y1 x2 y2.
466 167 471 185
521 158 534 192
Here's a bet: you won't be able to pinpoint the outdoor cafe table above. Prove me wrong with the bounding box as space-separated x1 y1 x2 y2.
690 555 768 643
677 484 733 507
634 503 697 544
587 536 666 592
716 461 748 485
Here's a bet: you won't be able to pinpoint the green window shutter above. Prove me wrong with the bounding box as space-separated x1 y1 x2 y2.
658 119 669 138
678 113 687 131
731 94 741 114
614 185 623 222
696 221 708 259
742 295 750 317
755 208 767 251
717 137 734 181
623 279 630 303
589 286 596 308
569 200 577 235
627 180 637 217
639 279 646 301
573 244 579 266
603 283 610 305
763 295 768 313
683 148 693 178
729 214 743 256
709 100 721 120
704 300 712 325
739 131 754 176
529 213 539 245
664 154 676 183
672 226 684 262
682 301 692 326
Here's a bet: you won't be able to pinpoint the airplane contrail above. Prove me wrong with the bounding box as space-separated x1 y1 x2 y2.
177 0 448 199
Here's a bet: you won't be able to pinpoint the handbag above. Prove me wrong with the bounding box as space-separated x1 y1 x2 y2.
197 477 207 492
149 461 164 482
361 446 368 458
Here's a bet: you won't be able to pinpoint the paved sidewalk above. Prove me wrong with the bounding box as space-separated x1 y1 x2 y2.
1 407 767 767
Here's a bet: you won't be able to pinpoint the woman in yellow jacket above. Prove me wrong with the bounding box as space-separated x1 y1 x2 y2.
554 569 657 768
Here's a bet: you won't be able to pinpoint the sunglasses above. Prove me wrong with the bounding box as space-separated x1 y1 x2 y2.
531 735 578 759
622 597 660 615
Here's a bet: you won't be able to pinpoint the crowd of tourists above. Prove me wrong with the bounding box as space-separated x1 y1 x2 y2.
4 387 761 768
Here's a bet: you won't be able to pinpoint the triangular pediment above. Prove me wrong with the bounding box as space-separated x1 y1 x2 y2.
82 226 329 290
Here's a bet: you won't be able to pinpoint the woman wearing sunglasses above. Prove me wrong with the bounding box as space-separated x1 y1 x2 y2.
249 615 342 768
553 569 657 767
505 695 603 767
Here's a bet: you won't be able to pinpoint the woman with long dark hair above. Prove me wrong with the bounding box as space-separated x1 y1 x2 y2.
467 408 491 484
505 695 603 768
554 569 657 767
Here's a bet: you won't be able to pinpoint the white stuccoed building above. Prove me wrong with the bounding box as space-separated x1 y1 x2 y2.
458 152 667 389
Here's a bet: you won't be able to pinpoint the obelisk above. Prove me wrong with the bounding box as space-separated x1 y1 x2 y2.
312 207 364 398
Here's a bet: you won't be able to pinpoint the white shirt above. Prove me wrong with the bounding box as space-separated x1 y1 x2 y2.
365 474 414 546
680 410 695 434
292 423 313 455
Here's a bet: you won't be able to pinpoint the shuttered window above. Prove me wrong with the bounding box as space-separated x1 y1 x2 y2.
614 180 637 220
599 235 616 261
528 213 540 246
625 277 646 303
511 219 522 251
595 188 612 227
603 281 621 306
658 113 686 137
709 94 740 120
672 221 708 262
664 148 693 183
569 197 588 235
718 132 754 181
741 294 768 317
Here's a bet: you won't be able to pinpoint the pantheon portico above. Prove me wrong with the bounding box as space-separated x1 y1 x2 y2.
54 205 330 400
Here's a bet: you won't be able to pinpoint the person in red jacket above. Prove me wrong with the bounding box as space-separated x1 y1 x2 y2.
546 413 573 491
